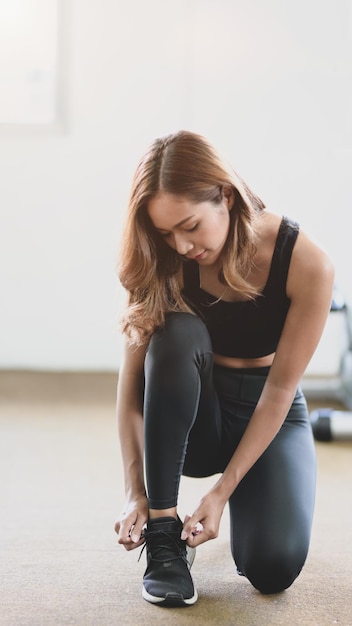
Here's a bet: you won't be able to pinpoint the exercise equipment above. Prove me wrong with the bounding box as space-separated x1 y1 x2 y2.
301 285 352 409
303 285 352 442
310 407 352 441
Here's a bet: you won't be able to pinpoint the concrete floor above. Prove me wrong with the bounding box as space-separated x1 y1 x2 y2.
1 371 352 626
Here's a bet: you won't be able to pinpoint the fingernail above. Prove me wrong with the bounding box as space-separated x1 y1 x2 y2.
132 533 140 543
181 530 188 540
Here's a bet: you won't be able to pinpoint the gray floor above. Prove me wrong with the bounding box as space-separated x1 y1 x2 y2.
1 372 352 626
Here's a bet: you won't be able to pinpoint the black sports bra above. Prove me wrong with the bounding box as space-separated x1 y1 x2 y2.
182 216 299 358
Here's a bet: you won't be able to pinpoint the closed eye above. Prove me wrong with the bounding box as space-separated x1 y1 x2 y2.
185 224 198 232
158 223 198 238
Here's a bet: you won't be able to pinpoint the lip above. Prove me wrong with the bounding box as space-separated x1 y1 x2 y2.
189 250 206 261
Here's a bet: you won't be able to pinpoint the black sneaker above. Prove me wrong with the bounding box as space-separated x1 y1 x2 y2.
141 516 197 606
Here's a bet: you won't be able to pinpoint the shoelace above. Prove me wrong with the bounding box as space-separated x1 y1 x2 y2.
138 529 188 564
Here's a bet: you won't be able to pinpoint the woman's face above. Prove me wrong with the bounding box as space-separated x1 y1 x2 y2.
147 191 233 266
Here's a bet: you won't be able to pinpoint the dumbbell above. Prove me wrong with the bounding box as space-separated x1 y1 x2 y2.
310 408 352 441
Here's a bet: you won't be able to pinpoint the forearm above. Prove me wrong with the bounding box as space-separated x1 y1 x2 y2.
116 348 147 499
118 409 146 498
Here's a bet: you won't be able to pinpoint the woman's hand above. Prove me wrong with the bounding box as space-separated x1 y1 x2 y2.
181 488 227 547
115 494 149 551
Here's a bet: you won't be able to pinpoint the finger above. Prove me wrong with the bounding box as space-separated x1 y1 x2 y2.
130 519 147 544
118 513 147 546
186 529 212 547
181 513 203 540
118 532 143 548
122 535 145 551
187 520 218 547
117 516 137 544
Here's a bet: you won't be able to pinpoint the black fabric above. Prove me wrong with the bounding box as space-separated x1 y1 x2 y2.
182 216 299 358
144 312 316 593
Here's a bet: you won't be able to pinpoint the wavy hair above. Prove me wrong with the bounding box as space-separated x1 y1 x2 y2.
118 130 265 345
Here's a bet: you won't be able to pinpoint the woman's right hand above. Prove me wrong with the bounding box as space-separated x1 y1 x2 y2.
115 494 149 551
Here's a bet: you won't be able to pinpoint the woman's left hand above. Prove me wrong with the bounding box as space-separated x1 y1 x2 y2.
181 488 227 547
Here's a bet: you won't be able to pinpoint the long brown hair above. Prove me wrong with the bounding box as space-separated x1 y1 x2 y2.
118 130 265 345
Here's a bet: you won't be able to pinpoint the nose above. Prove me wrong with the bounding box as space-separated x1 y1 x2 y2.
173 233 193 256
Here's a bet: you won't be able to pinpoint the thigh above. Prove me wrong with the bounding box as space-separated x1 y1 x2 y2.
145 312 223 479
229 391 316 592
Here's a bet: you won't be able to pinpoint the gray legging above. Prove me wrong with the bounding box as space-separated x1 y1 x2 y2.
143 312 316 594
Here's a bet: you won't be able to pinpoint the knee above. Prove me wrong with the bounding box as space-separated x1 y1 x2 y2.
148 312 211 361
244 547 306 594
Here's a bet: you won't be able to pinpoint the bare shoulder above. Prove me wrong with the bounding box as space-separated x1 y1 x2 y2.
287 228 335 299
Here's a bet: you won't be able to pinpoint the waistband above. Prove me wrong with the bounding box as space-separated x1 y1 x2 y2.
214 364 271 376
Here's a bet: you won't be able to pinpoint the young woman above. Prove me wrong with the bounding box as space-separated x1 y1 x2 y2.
114 130 334 607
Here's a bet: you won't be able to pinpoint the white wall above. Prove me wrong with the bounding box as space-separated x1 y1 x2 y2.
0 0 351 371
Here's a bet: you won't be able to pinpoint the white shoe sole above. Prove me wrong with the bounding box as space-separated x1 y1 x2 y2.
142 586 198 606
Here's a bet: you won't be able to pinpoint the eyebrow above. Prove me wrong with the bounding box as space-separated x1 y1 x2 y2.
155 215 196 233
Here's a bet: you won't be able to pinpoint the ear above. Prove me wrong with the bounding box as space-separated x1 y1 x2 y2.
222 185 235 211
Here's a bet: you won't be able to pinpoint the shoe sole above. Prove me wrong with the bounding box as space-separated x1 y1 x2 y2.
142 587 198 607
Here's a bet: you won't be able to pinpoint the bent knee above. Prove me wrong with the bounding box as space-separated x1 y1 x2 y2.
244 549 306 594
163 312 208 340
148 312 211 358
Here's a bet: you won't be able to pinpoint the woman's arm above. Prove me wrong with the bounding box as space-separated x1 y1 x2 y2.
182 231 335 545
115 338 148 550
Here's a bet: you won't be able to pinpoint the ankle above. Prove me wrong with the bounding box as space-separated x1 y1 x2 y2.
149 507 177 520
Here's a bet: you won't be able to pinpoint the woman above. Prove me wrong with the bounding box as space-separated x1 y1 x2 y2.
114 130 334 607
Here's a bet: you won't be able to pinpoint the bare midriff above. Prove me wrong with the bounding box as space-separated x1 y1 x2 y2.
213 352 275 369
